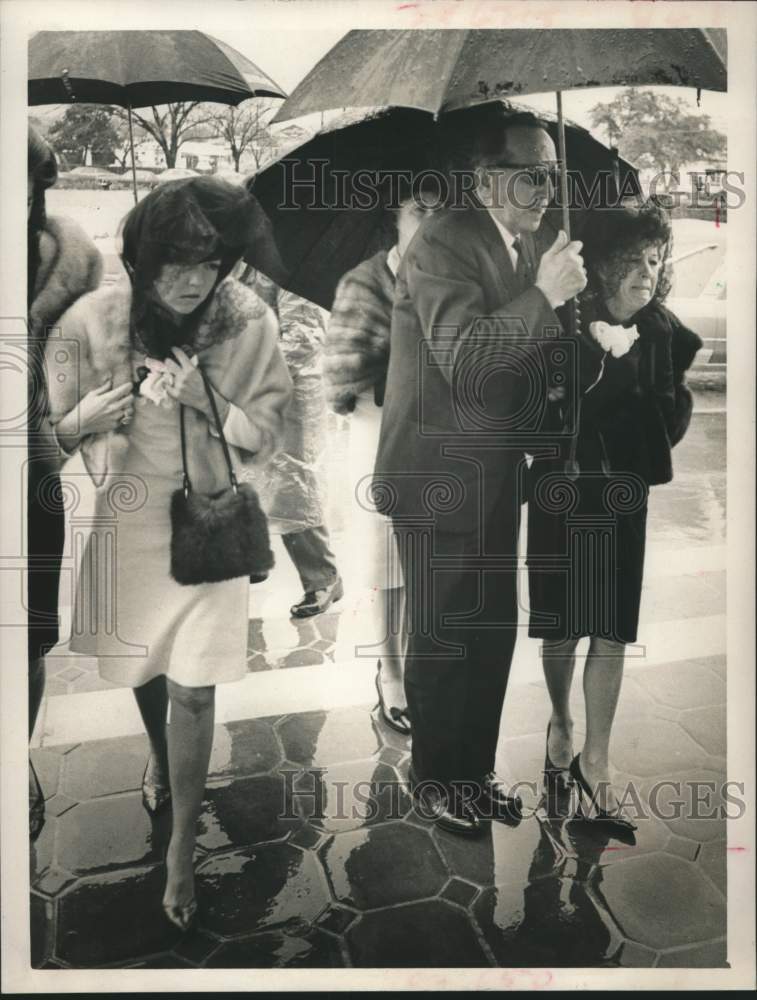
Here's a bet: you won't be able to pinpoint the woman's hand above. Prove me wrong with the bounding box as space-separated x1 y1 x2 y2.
53 378 135 454
164 347 231 425
163 347 209 414
75 379 135 434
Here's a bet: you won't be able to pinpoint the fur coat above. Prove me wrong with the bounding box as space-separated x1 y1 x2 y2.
45 276 293 492
29 216 103 486
324 250 396 414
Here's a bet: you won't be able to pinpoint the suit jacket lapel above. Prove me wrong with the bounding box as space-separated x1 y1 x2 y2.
471 201 519 297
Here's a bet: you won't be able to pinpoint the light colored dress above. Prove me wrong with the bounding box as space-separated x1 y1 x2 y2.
47 276 292 689
70 354 251 687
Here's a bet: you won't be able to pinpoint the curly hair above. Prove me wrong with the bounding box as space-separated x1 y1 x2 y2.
579 199 673 307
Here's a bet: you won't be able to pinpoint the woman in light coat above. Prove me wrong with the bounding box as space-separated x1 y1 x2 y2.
46 177 292 929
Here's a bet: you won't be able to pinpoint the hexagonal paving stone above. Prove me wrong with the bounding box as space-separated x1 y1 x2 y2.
630 660 726 711
473 877 617 967
206 718 282 781
697 839 726 896
197 842 330 938
678 705 727 757
495 732 548 789
596 853 726 950
657 938 727 967
30 749 62 800
205 928 344 968
278 707 382 767
293 760 410 834
61 733 150 801
347 899 490 967
198 773 300 852
319 822 447 910
434 813 552 889
608 717 711 778
636 769 727 843
57 794 168 875
279 648 324 668
56 865 182 966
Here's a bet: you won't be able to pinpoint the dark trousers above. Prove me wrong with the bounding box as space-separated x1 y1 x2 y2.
392 490 520 788
282 524 339 592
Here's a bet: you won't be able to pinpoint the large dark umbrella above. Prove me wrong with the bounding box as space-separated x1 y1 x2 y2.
252 104 640 309
29 30 286 201
272 28 726 237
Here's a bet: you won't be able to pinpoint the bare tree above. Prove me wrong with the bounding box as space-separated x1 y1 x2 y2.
212 98 280 172
111 102 216 168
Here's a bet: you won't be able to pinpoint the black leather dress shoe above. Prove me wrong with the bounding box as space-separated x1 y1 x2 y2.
408 768 481 836
290 577 344 619
475 772 523 823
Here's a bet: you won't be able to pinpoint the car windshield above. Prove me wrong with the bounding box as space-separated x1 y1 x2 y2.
669 220 726 299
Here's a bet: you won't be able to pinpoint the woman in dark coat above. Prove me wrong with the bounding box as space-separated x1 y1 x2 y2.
27 125 104 840
527 200 702 829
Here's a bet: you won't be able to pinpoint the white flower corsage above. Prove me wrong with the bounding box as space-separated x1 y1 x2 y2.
584 320 640 394
138 358 175 408
589 320 639 358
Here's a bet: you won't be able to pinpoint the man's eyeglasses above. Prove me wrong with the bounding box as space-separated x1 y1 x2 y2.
489 162 560 188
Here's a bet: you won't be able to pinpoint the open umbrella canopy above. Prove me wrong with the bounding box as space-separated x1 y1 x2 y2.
272 28 726 123
28 30 286 108
252 104 640 310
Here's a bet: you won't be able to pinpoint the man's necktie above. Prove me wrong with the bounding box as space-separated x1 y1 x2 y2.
512 236 532 289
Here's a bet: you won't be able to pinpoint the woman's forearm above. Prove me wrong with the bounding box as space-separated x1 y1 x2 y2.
51 404 86 456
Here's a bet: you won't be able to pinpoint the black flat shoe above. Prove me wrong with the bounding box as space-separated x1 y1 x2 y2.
544 722 573 794
290 577 344 619
374 663 411 736
408 767 481 837
569 753 637 832
142 759 171 816
29 760 45 843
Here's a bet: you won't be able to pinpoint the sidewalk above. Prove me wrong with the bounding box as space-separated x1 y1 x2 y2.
29 412 730 969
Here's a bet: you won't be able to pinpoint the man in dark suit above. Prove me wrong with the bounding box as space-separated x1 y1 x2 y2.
373 108 587 834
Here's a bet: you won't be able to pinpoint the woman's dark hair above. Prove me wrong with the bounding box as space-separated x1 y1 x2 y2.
579 198 673 308
120 176 274 358
28 125 58 306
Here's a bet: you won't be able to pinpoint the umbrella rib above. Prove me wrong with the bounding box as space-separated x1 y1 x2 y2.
434 30 472 118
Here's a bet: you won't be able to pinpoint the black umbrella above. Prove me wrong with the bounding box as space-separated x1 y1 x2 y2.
272 28 726 239
252 104 640 310
29 30 286 202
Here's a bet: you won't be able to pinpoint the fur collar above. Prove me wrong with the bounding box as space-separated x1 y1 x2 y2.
29 216 102 338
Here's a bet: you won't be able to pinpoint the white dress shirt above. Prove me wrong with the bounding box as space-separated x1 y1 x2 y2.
486 209 521 271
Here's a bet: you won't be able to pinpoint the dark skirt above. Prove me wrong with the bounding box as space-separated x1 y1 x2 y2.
27 470 65 661
527 462 648 645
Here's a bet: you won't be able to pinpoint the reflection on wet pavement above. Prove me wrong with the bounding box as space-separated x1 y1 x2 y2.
31 666 727 969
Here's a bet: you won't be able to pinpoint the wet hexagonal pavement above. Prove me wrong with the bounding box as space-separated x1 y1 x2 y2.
30 660 728 969
29 411 729 969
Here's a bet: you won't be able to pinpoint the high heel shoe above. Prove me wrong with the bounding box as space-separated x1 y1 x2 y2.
375 661 411 735
162 897 198 933
544 723 572 794
569 753 637 832
141 759 171 815
29 760 45 843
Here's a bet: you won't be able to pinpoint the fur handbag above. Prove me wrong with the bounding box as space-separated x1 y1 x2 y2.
170 369 274 585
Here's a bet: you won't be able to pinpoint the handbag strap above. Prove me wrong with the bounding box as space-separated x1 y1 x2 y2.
179 367 238 496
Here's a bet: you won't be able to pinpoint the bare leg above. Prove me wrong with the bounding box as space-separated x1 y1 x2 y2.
133 676 169 785
377 585 406 709
541 638 578 766
579 636 626 812
163 680 215 913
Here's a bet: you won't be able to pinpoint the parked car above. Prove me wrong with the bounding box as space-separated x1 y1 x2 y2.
667 219 726 371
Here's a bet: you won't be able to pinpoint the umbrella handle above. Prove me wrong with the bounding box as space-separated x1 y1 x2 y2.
127 106 138 205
